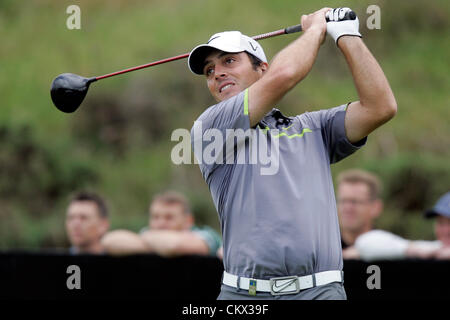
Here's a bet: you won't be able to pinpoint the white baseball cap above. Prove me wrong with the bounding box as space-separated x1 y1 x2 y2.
188 31 268 75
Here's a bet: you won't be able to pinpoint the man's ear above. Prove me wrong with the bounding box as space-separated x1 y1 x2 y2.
100 219 110 235
259 62 269 74
185 214 194 229
371 199 383 219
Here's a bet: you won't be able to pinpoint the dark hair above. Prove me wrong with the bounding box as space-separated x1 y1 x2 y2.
246 52 264 70
337 169 382 200
151 191 191 215
70 191 109 218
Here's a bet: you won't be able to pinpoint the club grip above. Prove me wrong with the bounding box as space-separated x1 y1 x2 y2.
284 10 356 35
325 9 356 22
284 24 302 34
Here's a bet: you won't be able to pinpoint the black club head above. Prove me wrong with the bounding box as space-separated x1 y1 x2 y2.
50 73 96 113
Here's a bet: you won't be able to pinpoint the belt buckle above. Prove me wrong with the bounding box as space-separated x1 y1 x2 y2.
269 275 300 296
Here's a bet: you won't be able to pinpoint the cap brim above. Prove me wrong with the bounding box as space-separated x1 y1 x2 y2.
188 44 244 75
424 209 439 219
188 45 216 75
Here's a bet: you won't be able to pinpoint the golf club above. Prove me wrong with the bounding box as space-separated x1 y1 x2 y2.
50 10 355 113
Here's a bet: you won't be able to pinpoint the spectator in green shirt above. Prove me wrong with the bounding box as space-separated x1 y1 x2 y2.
102 191 222 257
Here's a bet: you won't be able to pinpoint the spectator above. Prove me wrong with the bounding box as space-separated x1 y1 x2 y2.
65 191 110 254
101 191 222 257
338 173 450 261
353 191 450 261
417 191 450 259
336 169 383 259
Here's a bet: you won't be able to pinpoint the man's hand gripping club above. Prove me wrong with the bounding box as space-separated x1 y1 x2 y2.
326 7 362 45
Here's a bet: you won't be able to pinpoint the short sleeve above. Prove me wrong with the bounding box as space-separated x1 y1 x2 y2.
305 104 367 164
193 226 222 256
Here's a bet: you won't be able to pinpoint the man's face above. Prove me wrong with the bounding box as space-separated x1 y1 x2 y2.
435 216 450 246
65 201 109 248
203 50 266 102
337 182 381 233
149 202 192 231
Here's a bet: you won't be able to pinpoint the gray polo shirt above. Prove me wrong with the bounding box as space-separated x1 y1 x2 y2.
191 89 366 279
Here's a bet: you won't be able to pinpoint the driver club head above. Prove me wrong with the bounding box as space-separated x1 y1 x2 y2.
50 73 96 113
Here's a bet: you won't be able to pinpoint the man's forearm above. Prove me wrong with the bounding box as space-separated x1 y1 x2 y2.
140 231 174 254
101 230 150 255
248 27 325 126
247 8 330 126
266 26 324 95
338 36 397 113
141 230 210 257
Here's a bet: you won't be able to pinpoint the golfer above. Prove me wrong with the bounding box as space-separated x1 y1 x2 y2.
188 7 396 300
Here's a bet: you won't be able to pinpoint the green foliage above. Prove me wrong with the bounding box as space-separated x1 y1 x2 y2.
0 0 449 248
0 124 97 247
0 125 97 211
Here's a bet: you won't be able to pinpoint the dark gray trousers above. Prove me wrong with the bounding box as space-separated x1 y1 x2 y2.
217 282 347 300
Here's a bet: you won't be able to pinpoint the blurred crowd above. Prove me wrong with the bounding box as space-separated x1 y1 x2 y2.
65 190 221 257
336 169 450 261
64 172 450 261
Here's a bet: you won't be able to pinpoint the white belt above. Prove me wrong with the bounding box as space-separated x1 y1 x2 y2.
222 270 343 296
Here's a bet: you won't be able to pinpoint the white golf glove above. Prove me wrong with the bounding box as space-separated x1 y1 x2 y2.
326 7 362 44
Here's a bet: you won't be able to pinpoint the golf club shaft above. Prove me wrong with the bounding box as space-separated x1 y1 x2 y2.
94 24 303 81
